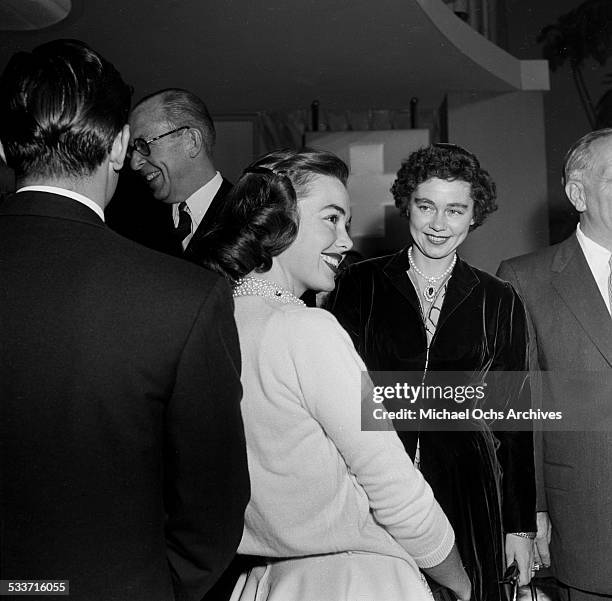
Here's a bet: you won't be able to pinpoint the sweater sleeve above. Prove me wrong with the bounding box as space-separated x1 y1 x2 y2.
278 308 455 568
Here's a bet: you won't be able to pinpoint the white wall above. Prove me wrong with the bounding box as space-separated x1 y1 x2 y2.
447 90 549 273
213 118 259 183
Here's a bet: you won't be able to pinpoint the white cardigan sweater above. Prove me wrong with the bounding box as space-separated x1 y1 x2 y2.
234 297 454 571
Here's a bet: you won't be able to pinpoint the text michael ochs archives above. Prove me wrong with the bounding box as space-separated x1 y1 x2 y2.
361 371 612 432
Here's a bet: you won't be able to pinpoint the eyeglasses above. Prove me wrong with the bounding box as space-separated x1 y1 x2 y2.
128 125 189 157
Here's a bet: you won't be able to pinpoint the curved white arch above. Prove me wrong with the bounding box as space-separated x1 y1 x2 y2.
0 0 71 32
417 0 549 90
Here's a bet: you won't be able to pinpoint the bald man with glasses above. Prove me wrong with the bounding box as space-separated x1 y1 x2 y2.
126 88 232 262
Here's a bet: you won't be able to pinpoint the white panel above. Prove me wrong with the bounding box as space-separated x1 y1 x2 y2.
307 130 430 243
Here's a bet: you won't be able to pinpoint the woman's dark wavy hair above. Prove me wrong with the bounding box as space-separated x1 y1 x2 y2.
0 39 132 180
200 148 348 283
391 143 497 229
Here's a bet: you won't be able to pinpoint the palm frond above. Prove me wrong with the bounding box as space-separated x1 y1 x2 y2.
538 0 612 70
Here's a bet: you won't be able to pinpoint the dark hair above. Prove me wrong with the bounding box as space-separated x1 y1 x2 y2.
391 143 497 229
0 39 132 180
562 127 612 187
200 148 349 282
134 88 216 157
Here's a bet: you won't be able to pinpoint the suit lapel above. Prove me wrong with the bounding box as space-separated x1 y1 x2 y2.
162 204 183 257
551 235 612 366
185 178 232 255
183 179 232 261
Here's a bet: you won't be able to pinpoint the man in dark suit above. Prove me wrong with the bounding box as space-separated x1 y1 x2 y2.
0 39 249 601
498 128 612 600
126 88 232 262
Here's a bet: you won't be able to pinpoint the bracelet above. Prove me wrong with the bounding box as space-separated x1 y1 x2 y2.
510 532 536 539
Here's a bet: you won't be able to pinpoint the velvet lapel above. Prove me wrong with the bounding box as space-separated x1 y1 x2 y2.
551 235 612 366
382 247 421 316
382 248 479 329
435 257 479 333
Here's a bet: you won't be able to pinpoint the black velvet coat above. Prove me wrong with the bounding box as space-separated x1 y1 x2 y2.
328 247 536 601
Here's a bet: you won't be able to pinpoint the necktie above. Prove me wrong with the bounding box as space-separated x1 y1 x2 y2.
174 201 192 242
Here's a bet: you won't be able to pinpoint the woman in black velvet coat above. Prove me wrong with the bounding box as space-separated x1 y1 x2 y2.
327 143 537 600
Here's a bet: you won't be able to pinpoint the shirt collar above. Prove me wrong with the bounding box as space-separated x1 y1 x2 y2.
16 185 105 222
576 223 612 263
174 172 223 228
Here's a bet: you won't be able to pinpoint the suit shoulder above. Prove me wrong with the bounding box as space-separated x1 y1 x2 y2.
106 228 228 295
499 240 568 273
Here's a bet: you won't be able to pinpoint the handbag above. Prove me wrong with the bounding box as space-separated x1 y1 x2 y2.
500 561 539 601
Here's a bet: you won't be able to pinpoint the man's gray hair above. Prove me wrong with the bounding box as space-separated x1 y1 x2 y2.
134 88 216 157
562 128 612 186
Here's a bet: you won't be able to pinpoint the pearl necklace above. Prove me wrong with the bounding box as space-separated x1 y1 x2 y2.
232 276 306 306
408 246 456 302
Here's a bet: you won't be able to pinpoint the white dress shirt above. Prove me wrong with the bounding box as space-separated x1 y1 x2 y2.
172 171 223 250
576 223 612 315
17 185 105 222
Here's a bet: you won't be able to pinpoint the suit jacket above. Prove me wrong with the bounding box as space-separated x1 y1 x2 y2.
105 176 232 261
0 191 249 601
328 248 536 532
498 234 612 594
181 178 232 263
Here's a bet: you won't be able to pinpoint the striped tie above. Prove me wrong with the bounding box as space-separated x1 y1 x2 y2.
173 201 192 242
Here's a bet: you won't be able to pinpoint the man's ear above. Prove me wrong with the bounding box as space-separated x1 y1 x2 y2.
0 140 6 164
565 179 586 212
186 127 203 158
109 124 130 172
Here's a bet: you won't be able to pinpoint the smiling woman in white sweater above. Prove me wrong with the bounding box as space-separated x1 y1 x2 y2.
200 148 471 601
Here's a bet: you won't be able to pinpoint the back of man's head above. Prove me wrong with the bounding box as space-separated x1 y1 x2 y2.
0 39 132 182
134 88 216 158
